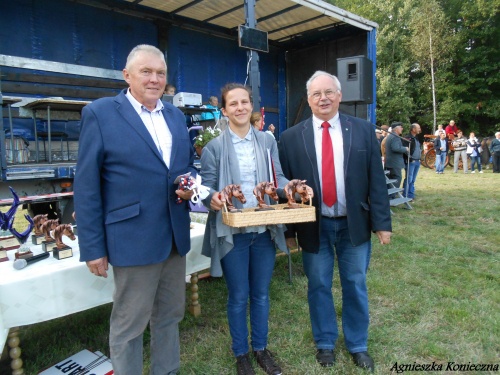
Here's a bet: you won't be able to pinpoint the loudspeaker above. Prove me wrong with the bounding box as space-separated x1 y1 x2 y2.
336 56 373 104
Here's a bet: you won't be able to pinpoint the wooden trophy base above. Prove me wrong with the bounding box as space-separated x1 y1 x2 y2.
15 250 33 260
32 234 45 245
53 245 73 260
42 240 57 252
0 250 8 262
0 235 21 251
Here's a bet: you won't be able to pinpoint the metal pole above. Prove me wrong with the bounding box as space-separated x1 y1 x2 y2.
245 0 261 108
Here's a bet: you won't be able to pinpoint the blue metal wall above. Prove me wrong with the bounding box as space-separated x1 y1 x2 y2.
0 0 157 69
166 26 281 132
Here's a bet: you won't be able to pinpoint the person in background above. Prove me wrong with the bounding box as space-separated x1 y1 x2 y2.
466 132 483 173
434 131 449 174
165 83 176 95
380 125 389 142
380 125 390 164
445 120 458 137
490 131 500 173
384 122 409 191
201 83 292 375
375 129 383 144
278 71 392 372
434 124 445 136
201 95 221 121
452 130 469 173
250 112 276 139
402 123 422 201
74 44 197 375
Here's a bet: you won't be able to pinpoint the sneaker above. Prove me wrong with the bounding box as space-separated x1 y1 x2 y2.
471 170 475 173
236 353 256 375
253 349 282 375
479 171 484 173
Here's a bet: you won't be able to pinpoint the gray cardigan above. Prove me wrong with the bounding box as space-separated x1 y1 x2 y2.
200 126 289 277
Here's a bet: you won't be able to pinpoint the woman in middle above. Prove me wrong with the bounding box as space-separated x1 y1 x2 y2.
200 83 289 375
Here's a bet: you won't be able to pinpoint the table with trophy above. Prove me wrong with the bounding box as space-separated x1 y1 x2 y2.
0 187 211 373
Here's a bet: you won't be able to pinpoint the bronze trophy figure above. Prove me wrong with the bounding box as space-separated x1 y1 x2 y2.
53 224 75 259
284 179 314 208
220 184 246 213
41 219 60 252
253 182 278 211
32 214 49 244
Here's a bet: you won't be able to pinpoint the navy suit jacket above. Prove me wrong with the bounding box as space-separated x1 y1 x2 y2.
278 113 392 252
74 90 197 266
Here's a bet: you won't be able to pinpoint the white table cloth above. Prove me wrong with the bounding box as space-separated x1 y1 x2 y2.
0 222 209 353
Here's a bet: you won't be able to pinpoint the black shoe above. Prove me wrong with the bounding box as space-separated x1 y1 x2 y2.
236 353 256 375
316 349 335 367
253 349 282 375
351 351 374 372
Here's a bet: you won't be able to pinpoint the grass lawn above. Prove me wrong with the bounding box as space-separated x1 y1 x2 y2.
1 166 499 374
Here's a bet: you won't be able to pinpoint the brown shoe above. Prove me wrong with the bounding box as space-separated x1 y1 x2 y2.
236 353 256 375
253 349 282 375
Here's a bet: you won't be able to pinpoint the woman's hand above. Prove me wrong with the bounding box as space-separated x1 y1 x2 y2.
210 192 224 211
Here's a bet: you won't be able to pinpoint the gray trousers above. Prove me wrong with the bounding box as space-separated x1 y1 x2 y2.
110 249 186 375
454 150 468 173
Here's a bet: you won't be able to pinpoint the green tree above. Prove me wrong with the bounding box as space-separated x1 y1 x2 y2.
328 0 500 136
407 0 453 133
443 0 500 135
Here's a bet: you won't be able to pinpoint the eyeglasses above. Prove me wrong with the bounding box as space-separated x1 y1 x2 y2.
309 89 339 101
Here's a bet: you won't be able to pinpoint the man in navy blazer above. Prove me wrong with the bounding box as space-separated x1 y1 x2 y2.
74 45 197 375
279 71 392 372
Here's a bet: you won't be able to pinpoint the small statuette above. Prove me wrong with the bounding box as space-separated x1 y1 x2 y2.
284 179 314 208
41 219 59 252
52 224 75 260
253 181 278 211
32 214 49 244
220 184 246 213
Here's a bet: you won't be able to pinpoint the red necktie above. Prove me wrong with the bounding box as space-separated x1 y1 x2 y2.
321 121 337 206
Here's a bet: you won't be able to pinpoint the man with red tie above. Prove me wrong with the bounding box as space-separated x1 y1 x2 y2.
278 71 392 372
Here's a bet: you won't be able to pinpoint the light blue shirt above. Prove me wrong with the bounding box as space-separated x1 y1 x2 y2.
228 126 266 234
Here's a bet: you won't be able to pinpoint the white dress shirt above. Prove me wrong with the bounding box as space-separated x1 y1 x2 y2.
126 89 172 168
313 114 346 217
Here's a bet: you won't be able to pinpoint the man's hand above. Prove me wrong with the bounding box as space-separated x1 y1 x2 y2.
376 231 392 245
175 189 195 201
87 257 109 278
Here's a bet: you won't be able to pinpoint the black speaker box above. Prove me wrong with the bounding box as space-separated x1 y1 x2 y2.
336 56 373 104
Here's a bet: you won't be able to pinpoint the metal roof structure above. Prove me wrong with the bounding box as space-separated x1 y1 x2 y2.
94 0 377 45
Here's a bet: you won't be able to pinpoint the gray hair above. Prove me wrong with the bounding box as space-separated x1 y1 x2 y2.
125 44 165 70
306 70 342 95
496 131 500 137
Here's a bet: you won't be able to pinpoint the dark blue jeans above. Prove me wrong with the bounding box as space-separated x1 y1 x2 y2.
221 230 276 356
302 217 371 353
403 160 421 198
470 155 482 171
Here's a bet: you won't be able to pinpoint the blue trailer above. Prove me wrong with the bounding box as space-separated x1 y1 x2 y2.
0 0 377 221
